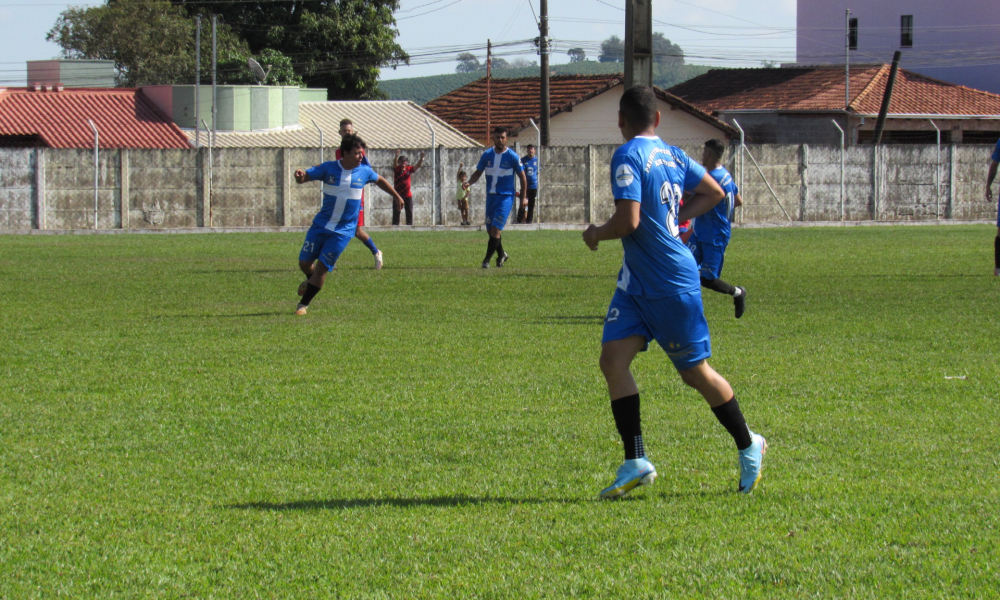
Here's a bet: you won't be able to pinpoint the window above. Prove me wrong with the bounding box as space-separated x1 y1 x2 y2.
849 18 858 50
901 15 913 48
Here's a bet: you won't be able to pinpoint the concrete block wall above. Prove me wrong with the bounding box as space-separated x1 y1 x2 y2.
2 144 998 232
0 149 35 229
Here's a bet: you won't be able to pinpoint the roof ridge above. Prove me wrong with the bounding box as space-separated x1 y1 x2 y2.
849 64 888 110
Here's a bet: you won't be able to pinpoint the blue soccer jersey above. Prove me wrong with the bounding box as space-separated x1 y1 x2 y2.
611 136 707 297
992 138 1000 162
306 160 379 235
522 156 539 189
693 166 738 245
476 147 523 195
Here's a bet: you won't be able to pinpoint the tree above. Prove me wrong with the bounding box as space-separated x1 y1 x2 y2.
599 35 624 63
218 48 305 86
567 48 587 63
47 0 249 87
455 52 481 73
652 32 684 66
174 0 408 100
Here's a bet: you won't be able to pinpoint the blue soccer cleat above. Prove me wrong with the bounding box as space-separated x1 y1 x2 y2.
600 457 657 499
738 433 768 494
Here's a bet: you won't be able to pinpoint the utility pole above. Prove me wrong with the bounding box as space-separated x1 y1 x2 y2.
486 39 492 142
539 0 550 146
211 15 217 145
624 0 653 88
195 15 201 148
845 8 851 110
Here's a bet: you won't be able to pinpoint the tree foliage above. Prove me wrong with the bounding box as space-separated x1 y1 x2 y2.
46 0 249 87
174 0 408 99
454 53 535 74
598 33 685 66
567 48 587 63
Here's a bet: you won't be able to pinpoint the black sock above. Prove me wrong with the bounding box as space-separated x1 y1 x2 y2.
995 236 999 269
701 277 737 295
496 238 504 257
483 237 499 263
300 283 321 306
711 397 752 450
610 393 645 460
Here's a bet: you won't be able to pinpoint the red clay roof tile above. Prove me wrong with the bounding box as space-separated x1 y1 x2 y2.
0 87 191 149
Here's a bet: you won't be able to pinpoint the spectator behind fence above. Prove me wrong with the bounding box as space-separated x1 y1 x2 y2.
393 149 424 225
456 163 471 226
518 144 539 224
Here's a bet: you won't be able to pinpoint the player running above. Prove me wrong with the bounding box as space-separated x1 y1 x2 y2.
337 119 383 270
465 126 527 268
582 86 767 499
687 138 746 318
293 134 404 315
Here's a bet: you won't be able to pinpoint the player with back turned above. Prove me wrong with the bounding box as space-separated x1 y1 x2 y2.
582 86 767 499
688 138 746 318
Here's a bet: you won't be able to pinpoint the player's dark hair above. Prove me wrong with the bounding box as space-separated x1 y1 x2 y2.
339 118 353 128
339 133 365 155
704 139 726 161
526 143 535 149
492 125 508 135
619 86 657 128
397 154 408 165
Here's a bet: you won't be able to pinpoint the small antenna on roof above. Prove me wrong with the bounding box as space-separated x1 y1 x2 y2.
247 58 270 85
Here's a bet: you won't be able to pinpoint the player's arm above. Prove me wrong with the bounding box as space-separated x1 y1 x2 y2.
583 200 640 251
375 175 405 210
517 170 528 207
986 160 998 200
466 168 484 186
734 192 744 207
294 169 311 184
413 152 425 171
678 174 725 222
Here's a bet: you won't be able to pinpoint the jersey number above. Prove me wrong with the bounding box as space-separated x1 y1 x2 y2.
606 308 620 323
659 181 683 238
302 241 316 253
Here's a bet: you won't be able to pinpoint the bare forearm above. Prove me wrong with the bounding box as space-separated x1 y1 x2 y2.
678 191 723 222
592 204 637 242
987 162 998 189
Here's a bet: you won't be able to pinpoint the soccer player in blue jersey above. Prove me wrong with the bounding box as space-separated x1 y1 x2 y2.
518 144 539 224
582 86 767 499
292 134 404 315
465 126 527 268
688 139 747 318
338 119 383 270
985 137 1000 276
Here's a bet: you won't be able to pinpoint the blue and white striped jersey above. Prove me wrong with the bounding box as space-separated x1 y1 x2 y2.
693 166 738 245
306 160 379 234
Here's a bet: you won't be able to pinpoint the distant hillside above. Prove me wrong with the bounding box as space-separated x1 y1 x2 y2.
380 61 713 104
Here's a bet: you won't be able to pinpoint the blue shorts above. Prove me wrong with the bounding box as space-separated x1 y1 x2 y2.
601 287 711 371
485 194 514 230
299 225 351 271
689 238 728 280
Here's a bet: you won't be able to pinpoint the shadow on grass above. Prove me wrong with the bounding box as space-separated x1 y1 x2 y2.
190 269 288 274
154 312 288 318
225 496 581 511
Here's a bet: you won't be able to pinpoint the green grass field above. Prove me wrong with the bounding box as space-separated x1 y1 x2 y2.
1 226 998 598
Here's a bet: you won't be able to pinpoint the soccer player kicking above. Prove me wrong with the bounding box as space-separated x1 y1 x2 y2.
984 136 1000 276
293 134 404 315
688 138 747 318
465 126 527 268
582 86 767 499
337 119 383 270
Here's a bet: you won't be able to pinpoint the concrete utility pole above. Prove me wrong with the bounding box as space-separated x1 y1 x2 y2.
486 39 492 141
212 15 217 145
539 0 550 145
845 8 851 110
624 0 653 88
195 15 201 148
873 51 903 145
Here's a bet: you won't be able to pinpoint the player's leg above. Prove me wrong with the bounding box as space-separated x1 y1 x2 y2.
598 291 657 499
355 226 382 269
994 225 999 276
297 227 323 296
698 242 746 318
495 195 513 266
296 233 347 315
644 290 765 493
482 196 503 267
526 189 536 224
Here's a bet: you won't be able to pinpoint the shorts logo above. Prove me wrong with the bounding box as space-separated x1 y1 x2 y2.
615 164 634 187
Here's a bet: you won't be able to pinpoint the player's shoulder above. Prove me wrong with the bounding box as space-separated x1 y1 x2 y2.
711 165 733 183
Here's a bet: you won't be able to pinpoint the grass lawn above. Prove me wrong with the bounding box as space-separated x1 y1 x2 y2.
1 226 998 598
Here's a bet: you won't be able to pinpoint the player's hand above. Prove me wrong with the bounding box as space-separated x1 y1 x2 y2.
463 182 470 190
395 198 404 211
420 152 425 158
987 187 994 201
294 169 308 184
583 225 599 251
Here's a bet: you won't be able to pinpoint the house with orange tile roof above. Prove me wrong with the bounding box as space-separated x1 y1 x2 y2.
424 74 737 147
0 85 191 149
668 65 1000 145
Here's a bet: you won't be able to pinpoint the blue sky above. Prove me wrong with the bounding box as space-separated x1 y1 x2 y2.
0 0 797 86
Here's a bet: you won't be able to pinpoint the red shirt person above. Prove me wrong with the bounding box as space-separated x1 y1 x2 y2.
392 149 424 225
